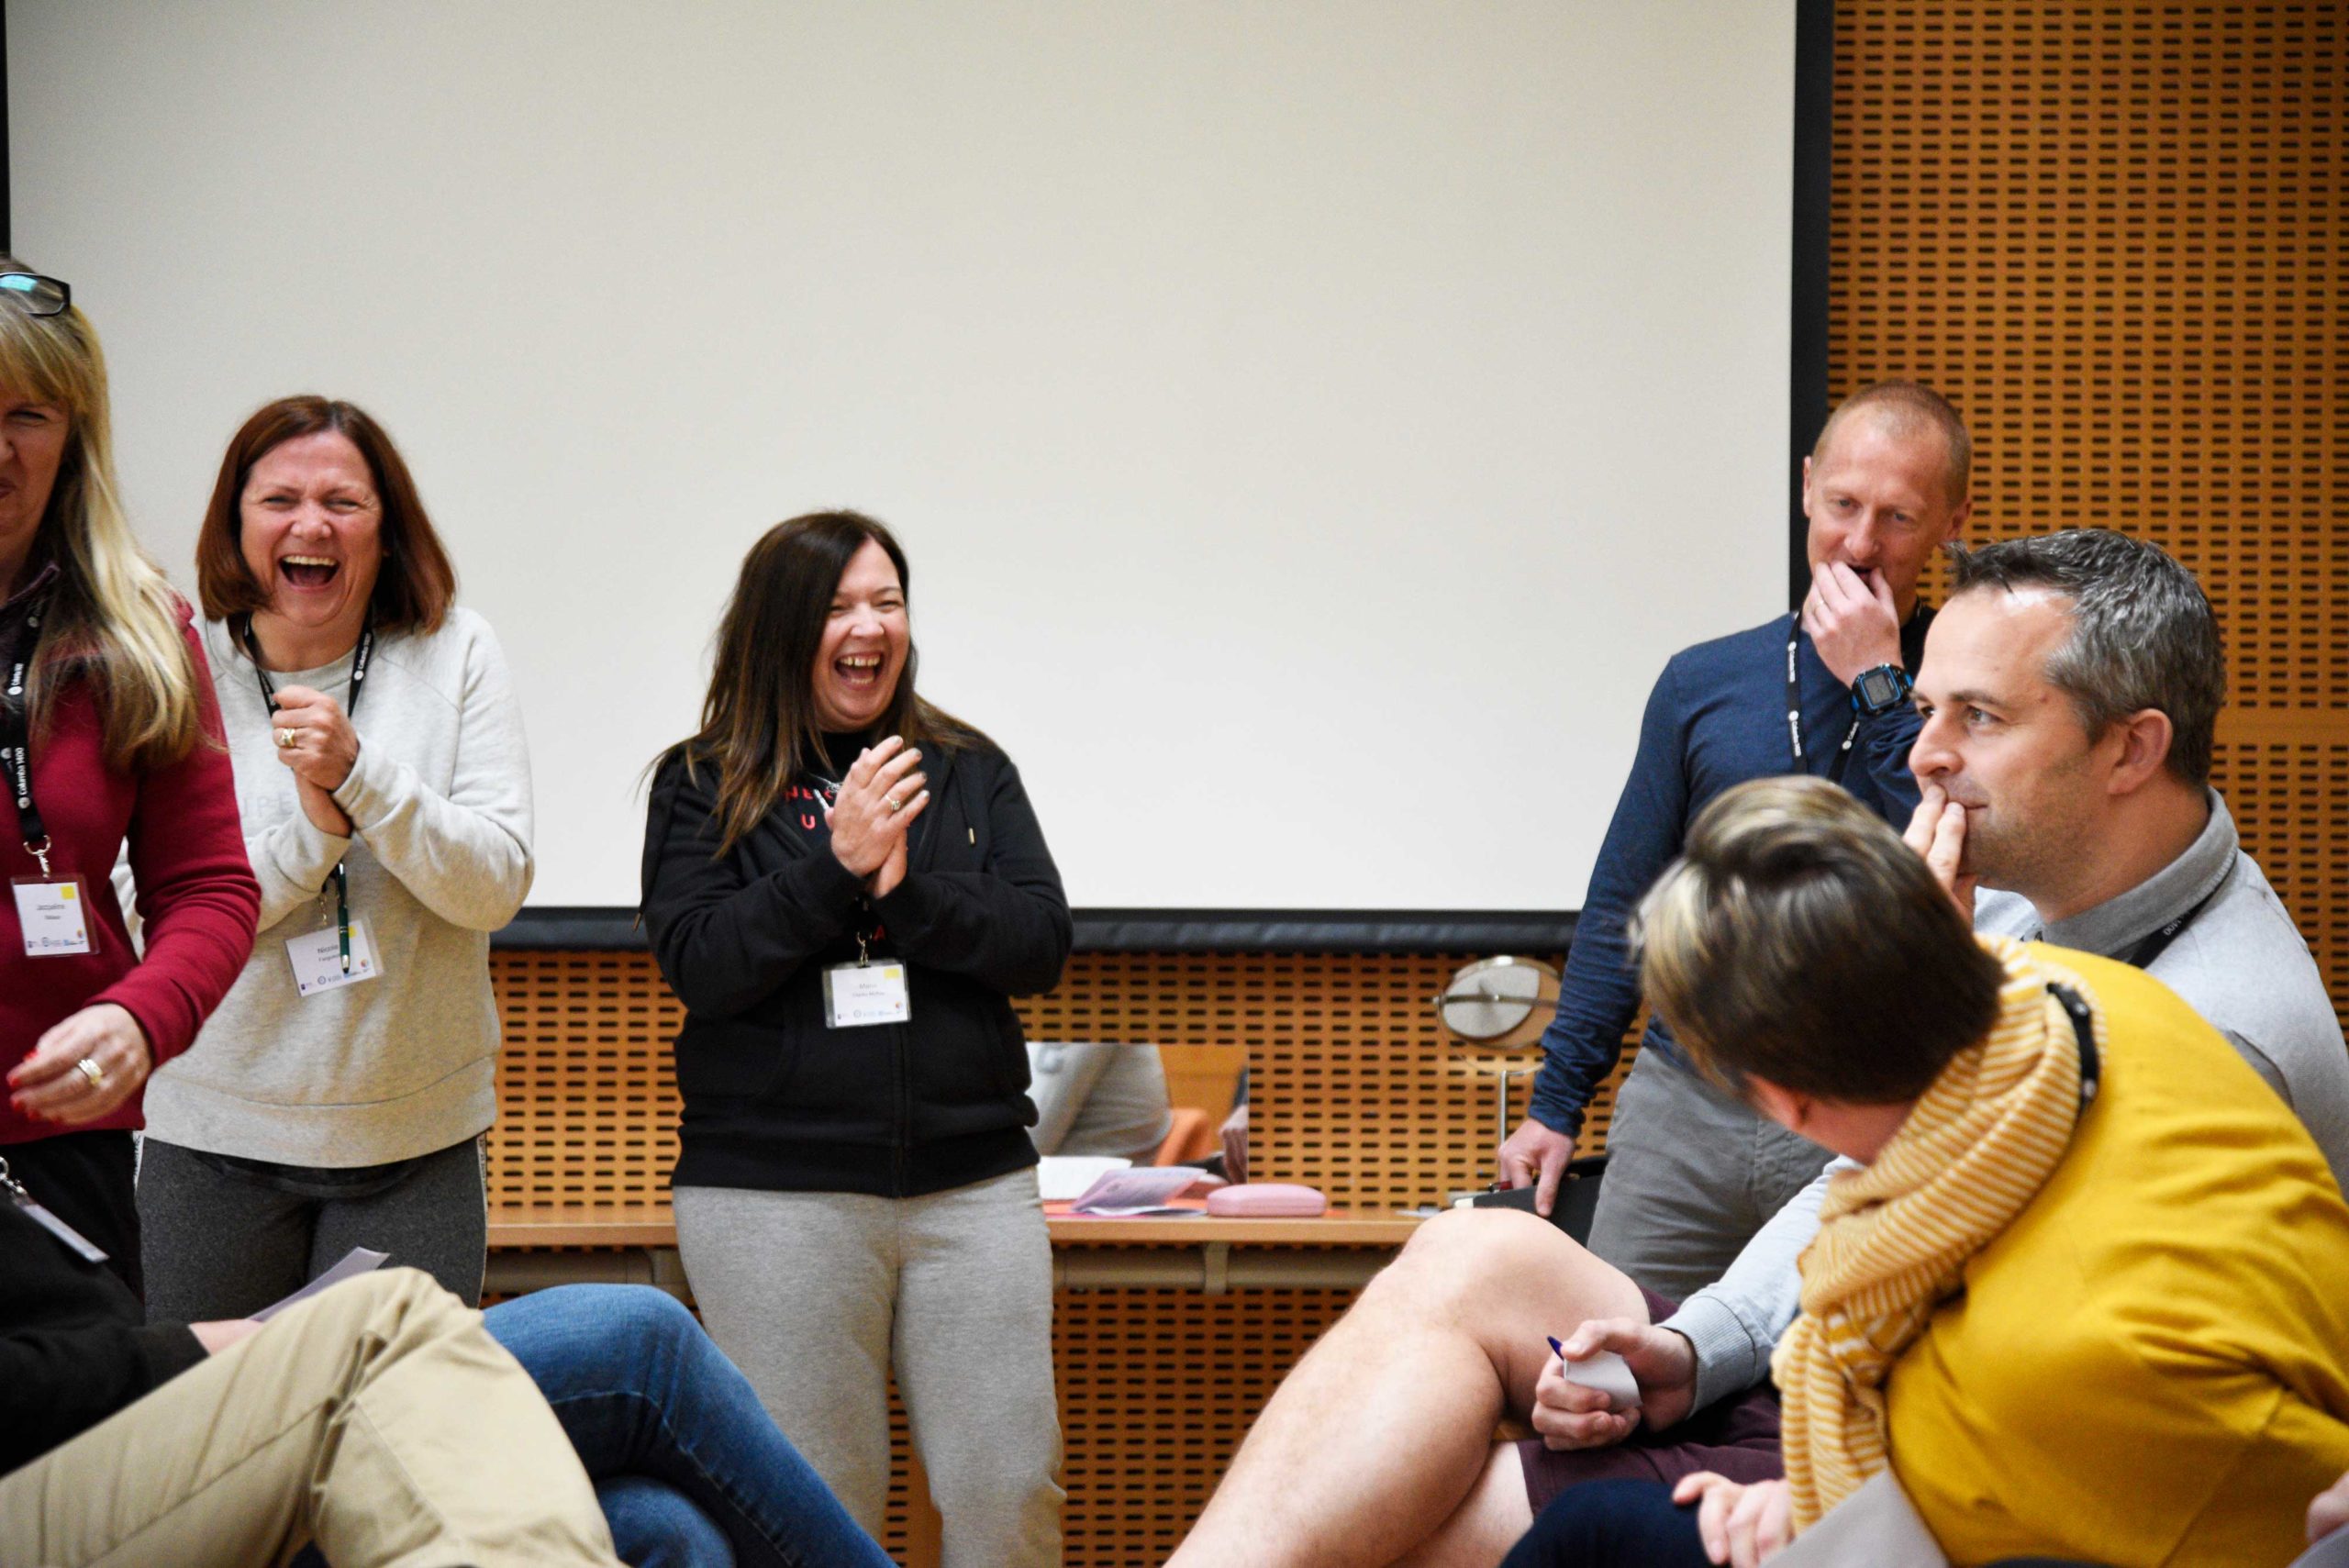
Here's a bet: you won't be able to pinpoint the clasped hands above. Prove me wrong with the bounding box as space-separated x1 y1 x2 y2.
1535 1321 1794 1564
827 736 929 899
269 684 361 838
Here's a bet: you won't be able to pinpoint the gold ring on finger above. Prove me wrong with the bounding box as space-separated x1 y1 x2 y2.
886 795 903 813
75 1056 106 1091
275 727 297 750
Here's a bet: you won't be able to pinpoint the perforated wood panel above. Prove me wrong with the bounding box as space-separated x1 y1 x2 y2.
487 950 1582 1210
1831 1 2348 1007
488 951 681 1207
1054 1289 1355 1564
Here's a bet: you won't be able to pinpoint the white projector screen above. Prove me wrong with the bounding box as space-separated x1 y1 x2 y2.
11 1 1795 912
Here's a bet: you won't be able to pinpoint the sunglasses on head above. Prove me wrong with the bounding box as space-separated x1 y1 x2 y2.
0 273 71 317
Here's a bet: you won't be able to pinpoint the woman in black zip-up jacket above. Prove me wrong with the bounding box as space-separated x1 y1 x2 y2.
641 510 1070 1567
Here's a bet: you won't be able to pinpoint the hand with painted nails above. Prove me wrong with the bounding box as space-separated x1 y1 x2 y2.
6 1002 151 1126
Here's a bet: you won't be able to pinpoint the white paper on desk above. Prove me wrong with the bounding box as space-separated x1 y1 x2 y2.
1071 1166 1203 1213
1038 1155 1131 1202
1770 1470 1948 1568
251 1247 390 1322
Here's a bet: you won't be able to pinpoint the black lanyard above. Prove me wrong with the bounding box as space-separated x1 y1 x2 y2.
2119 867 2229 972
2 594 53 873
242 614 373 973
1784 615 1857 786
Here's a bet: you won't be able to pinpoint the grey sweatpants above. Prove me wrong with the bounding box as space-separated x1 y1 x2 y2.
138 1135 488 1321
1585 1050 1835 1303
675 1168 1063 1568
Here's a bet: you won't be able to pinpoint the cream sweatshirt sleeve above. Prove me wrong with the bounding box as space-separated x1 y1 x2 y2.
331 613 534 932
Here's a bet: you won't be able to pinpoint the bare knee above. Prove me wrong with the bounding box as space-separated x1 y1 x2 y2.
1371 1207 1615 1315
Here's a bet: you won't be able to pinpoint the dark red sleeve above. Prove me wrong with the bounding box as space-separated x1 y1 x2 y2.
93 615 261 1065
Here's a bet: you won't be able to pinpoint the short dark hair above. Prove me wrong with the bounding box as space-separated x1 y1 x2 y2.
195 395 456 637
1633 776 2005 1105
1948 528 2225 787
1812 380 1973 506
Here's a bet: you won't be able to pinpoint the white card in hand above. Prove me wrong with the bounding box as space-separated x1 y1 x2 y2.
1563 1349 1641 1412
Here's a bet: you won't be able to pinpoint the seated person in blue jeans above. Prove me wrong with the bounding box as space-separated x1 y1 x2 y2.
0 1162 888 1568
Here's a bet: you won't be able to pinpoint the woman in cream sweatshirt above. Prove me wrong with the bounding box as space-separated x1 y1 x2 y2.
137 395 531 1315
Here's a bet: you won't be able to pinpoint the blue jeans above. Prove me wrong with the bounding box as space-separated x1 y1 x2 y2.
292 1284 889 1568
485 1284 892 1568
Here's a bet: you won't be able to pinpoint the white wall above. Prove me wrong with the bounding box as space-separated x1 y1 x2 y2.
11 1 1795 909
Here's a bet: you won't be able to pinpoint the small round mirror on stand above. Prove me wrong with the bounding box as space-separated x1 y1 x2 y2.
1433 956 1560 1157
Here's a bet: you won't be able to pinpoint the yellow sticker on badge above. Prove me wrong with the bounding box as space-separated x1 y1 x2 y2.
58 884 75 901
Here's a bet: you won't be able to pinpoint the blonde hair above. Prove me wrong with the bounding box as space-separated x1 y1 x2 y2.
0 258 202 769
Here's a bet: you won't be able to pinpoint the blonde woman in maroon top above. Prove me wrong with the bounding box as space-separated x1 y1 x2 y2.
0 256 260 1296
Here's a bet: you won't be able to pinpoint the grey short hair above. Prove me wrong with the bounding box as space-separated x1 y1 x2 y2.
1947 528 2226 786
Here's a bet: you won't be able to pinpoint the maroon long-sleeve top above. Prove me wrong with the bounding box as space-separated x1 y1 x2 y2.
2 582 261 1144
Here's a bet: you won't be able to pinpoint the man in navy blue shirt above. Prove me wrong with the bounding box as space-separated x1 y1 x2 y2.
1499 381 1974 1299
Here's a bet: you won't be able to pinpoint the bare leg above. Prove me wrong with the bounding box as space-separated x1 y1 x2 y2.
1165 1208 1646 1568
1391 1444 1536 1568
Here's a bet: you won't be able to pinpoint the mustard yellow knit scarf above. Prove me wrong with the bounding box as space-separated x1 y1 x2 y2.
1771 938 2095 1531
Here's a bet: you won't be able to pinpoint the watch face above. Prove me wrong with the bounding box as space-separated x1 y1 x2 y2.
1859 669 1900 708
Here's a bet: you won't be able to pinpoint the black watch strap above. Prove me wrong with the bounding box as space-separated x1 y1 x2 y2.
1851 663 1913 718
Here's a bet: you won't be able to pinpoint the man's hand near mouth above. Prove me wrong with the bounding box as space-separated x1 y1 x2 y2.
1905 780 1976 921
1802 559 1904 685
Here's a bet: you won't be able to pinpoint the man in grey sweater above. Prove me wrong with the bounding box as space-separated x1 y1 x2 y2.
1164 530 2349 1567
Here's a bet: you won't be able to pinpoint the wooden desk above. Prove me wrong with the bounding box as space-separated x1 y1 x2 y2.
485 1204 1422 1297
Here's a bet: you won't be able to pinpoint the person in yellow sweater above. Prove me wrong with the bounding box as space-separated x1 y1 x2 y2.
1562 773 2349 1568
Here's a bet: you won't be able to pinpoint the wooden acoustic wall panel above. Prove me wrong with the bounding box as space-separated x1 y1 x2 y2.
1832 2 2347 1002
1055 1288 1355 1565
489 951 680 1207
490 948 1627 1215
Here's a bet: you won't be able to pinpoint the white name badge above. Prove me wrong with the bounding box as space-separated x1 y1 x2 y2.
824 961 911 1029
285 918 382 997
12 874 93 958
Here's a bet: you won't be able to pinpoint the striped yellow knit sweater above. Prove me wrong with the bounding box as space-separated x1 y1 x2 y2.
1774 936 2088 1528
1781 940 2349 1564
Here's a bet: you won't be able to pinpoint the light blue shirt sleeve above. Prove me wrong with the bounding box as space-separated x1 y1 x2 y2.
1656 1156 1856 1413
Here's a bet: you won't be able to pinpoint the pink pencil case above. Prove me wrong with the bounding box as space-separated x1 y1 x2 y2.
1205 1183 1328 1218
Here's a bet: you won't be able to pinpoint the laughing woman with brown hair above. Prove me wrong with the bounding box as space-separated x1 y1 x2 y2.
137 396 533 1319
642 510 1071 1568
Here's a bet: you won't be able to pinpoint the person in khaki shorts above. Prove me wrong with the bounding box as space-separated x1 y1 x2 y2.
0 1188 620 1568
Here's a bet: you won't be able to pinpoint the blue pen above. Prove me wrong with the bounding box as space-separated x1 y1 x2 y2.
1547 1335 1566 1360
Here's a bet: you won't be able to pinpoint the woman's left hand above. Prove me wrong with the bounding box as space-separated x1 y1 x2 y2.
1671 1473 1793 1567
267 684 361 795
7 1003 154 1125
